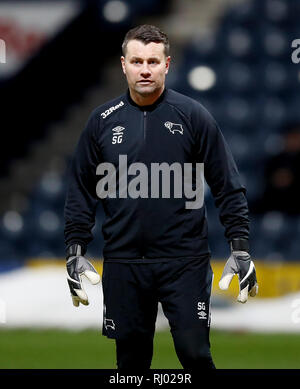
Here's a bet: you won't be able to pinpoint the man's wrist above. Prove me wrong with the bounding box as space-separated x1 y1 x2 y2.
230 238 249 253
66 243 87 259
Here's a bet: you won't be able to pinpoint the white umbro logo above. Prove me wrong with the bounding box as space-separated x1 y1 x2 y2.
112 126 125 144
164 121 184 135
197 311 207 319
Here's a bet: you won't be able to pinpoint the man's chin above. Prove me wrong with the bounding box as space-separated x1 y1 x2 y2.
135 85 157 96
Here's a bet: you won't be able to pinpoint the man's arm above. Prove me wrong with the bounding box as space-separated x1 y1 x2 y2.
64 108 102 255
64 109 102 306
195 105 249 242
194 104 258 302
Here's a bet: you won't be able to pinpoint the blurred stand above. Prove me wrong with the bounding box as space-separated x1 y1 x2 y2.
0 0 299 283
1 0 300 339
252 123 300 215
0 0 172 263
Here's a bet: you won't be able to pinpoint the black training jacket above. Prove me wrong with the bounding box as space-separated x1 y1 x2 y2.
64 88 249 262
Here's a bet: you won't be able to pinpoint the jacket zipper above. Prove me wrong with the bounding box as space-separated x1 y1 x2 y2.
143 111 147 141
141 111 147 259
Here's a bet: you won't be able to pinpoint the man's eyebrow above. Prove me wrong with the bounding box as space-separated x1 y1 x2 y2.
130 56 160 61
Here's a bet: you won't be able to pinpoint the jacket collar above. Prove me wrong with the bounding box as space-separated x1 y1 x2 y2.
125 88 167 111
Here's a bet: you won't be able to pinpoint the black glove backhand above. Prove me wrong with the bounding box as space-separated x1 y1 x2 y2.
219 239 258 303
66 244 101 307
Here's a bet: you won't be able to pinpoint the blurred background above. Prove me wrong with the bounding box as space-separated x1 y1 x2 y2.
0 0 300 369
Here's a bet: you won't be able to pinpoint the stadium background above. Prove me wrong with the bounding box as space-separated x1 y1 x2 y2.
0 0 300 369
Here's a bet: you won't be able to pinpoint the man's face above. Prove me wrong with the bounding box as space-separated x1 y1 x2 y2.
121 39 170 97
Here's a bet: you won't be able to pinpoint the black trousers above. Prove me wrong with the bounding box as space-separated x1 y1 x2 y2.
102 257 215 369
115 327 215 369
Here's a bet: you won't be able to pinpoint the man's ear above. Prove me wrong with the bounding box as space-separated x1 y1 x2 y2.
120 56 126 75
165 56 171 74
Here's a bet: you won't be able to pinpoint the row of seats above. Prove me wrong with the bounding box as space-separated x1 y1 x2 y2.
177 0 300 261
222 0 300 26
1 212 299 260
1 0 299 263
182 64 299 94
185 27 297 61
1 179 299 260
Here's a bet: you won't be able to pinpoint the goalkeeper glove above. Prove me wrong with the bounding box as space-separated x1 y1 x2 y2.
219 238 258 303
66 244 101 307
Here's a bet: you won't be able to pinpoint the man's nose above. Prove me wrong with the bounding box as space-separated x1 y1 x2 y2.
140 63 151 77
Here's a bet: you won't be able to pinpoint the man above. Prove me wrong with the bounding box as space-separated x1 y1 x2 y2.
64 25 258 369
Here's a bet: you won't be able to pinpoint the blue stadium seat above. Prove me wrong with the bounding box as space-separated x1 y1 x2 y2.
224 27 258 61
259 24 290 60
221 0 261 30
259 61 291 93
285 92 300 123
219 94 258 129
250 212 297 259
30 171 67 210
183 34 222 64
220 60 257 95
264 0 292 26
258 95 288 128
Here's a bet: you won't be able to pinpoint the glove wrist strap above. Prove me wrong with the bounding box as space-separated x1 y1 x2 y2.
66 244 85 259
230 238 249 253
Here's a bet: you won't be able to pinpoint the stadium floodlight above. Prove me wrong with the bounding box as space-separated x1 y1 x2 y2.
102 1 128 23
188 66 216 91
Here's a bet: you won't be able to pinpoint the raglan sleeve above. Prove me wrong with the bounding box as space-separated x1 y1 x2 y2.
64 108 102 255
193 103 250 242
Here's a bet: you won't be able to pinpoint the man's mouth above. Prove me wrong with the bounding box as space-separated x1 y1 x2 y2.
138 80 153 84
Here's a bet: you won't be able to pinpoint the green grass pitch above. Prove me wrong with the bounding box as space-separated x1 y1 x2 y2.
0 329 299 369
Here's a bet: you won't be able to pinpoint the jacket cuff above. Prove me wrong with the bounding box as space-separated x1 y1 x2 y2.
230 238 249 252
